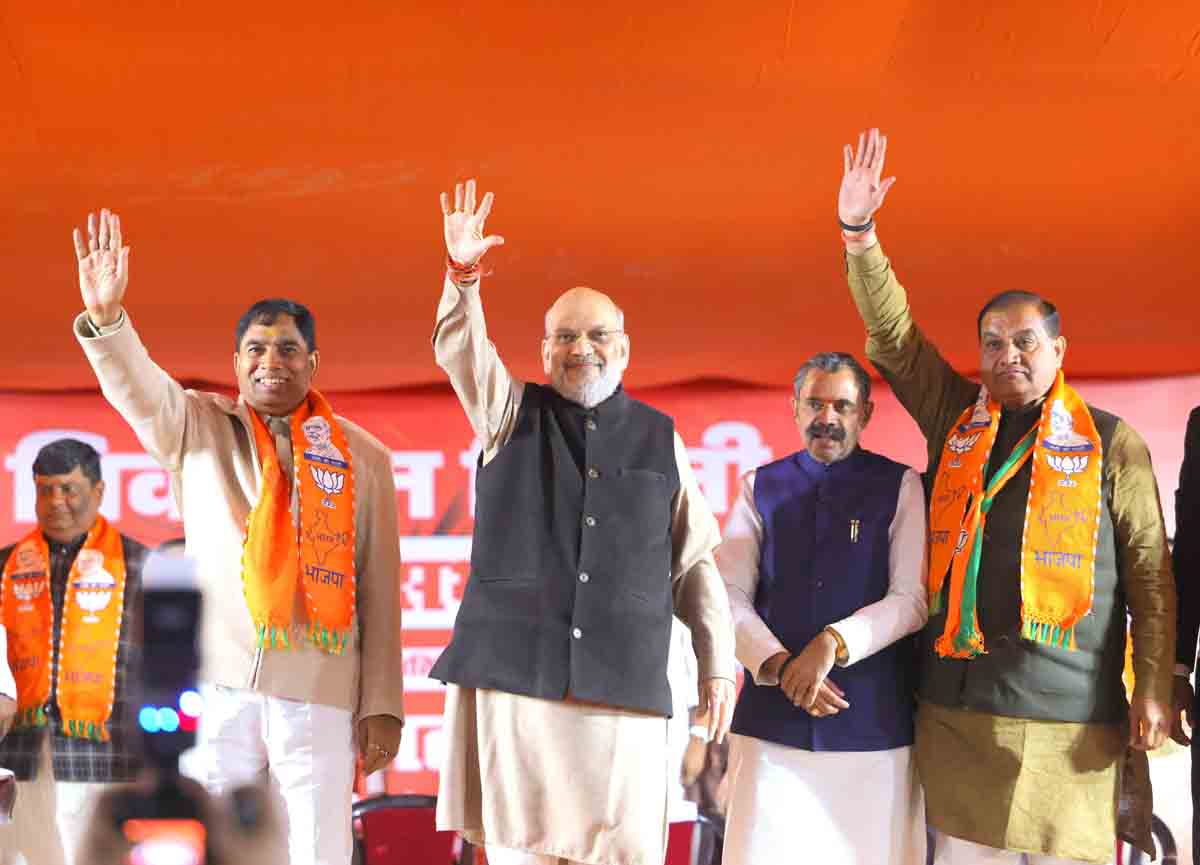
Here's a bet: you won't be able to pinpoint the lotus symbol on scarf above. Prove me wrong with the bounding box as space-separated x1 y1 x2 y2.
1046 453 1088 487
13 578 45 611
947 432 982 467
310 465 345 508
74 571 116 623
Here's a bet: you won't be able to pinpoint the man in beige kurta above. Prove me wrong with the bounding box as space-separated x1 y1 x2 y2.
70 208 405 865
431 180 736 865
836 130 1174 864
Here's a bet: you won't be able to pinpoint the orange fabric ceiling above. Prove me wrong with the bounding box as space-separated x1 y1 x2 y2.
2 1 1198 392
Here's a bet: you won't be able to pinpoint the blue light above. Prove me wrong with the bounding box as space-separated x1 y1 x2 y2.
139 706 161 733
157 707 181 733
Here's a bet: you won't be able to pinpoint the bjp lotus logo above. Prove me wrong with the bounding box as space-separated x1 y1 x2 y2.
13 577 46 612
73 550 115 622
946 432 982 468
310 465 345 508
1046 452 1089 487
73 571 116 623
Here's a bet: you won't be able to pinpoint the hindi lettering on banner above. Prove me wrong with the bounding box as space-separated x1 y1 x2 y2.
393 713 447 773
689 421 773 515
0 386 957 795
391 451 445 520
5 429 180 524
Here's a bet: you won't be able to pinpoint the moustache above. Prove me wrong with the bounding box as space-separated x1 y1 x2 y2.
807 422 846 442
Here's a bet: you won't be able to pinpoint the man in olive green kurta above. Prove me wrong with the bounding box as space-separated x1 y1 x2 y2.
834 129 1175 865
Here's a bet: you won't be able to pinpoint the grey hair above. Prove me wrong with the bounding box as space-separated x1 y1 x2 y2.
543 301 626 335
792 352 872 403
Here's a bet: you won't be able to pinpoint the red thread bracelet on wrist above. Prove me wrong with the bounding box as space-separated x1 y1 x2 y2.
447 256 481 274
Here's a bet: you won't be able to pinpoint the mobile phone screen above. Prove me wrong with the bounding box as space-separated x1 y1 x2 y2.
123 818 206 865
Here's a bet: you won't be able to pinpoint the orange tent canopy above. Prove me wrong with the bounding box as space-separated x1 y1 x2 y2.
2 1 1197 392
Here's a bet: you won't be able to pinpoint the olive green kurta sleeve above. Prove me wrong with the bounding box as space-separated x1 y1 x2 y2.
844 243 980 469
1108 420 1176 706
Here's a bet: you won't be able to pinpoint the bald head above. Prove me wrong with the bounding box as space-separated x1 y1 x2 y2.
541 286 630 408
544 287 625 336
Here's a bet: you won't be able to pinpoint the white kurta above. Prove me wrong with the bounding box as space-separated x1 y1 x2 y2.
715 465 929 865
724 736 924 865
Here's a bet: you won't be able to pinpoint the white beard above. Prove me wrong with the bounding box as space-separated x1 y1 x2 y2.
555 365 622 408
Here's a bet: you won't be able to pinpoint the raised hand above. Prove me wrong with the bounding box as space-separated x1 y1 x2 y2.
440 179 505 267
72 209 129 327
838 128 896 227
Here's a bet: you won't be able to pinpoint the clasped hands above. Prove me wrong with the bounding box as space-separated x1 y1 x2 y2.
763 631 849 718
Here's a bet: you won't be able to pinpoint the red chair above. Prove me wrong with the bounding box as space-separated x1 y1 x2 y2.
665 813 720 865
353 794 473 865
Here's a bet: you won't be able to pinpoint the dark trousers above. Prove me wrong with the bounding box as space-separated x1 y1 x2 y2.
1194 688 1200 864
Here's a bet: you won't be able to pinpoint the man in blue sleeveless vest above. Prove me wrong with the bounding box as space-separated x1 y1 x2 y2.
717 352 928 865
429 179 737 865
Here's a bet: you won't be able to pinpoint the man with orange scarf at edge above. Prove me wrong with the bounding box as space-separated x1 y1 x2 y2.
837 130 1174 865
69 209 405 865
0 439 146 865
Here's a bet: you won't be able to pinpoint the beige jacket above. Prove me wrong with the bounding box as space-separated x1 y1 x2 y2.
76 314 404 721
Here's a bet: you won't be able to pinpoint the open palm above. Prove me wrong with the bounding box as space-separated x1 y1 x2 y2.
440 179 505 266
72 209 128 326
838 128 896 227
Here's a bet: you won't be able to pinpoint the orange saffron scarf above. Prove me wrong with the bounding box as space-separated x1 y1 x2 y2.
0 517 128 741
242 390 357 654
928 371 1103 658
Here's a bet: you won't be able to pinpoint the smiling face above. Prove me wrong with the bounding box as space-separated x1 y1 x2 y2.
34 466 105 543
792 368 873 465
541 287 630 408
978 302 1066 410
234 313 319 416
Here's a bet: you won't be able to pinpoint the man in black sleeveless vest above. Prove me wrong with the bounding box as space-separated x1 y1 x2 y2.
429 179 736 865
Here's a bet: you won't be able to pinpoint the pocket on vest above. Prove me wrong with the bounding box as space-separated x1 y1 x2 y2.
609 469 673 545
474 571 537 585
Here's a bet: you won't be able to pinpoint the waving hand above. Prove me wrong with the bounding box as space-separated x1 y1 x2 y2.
838 128 896 228
440 179 505 267
72 209 128 327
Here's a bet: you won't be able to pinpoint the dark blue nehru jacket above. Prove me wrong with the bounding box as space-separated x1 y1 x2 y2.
729 448 916 752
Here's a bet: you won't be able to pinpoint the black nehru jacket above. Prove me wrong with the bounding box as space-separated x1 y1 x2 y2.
431 383 682 716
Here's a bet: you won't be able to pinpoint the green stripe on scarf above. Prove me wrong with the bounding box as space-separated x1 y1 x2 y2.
949 427 1039 657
